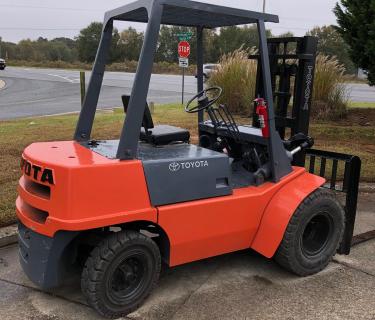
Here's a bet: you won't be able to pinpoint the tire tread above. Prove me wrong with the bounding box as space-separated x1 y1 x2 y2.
274 188 345 276
81 230 161 319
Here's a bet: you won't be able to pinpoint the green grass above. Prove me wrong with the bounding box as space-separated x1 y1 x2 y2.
349 101 375 109
0 104 374 227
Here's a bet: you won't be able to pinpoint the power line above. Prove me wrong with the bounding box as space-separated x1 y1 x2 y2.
1 4 106 12
0 27 83 31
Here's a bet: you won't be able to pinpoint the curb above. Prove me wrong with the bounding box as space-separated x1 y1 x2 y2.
359 183 375 194
0 224 18 248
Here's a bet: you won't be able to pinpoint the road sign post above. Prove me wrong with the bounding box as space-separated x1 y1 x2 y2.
182 67 185 105
178 41 191 105
179 57 189 104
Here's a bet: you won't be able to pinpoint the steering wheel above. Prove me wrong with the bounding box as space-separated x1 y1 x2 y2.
185 86 223 114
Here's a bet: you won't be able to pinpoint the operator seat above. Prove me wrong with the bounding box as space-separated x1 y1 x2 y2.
122 95 190 145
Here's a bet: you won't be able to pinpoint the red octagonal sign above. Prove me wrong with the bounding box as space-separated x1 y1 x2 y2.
178 41 191 58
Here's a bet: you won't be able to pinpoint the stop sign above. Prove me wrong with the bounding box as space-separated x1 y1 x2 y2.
178 41 191 58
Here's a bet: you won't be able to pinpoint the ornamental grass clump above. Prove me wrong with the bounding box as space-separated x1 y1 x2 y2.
207 48 257 115
312 54 349 120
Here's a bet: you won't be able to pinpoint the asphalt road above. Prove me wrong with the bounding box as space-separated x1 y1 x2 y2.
0 67 374 120
346 82 375 102
0 67 197 120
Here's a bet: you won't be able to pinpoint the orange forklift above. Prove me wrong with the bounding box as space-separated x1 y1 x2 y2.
17 0 361 318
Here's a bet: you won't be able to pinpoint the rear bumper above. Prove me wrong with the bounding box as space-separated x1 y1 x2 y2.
18 221 78 289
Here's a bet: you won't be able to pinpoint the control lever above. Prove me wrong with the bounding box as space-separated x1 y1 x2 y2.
290 139 313 155
287 136 314 160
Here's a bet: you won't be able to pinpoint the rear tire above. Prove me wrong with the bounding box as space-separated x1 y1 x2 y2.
81 230 161 319
274 188 345 276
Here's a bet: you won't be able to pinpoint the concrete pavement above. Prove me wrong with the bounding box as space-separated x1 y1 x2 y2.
0 240 374 320
0 193 374 320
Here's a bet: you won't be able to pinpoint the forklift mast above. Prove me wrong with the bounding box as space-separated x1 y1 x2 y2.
251 36 318 166
250 36 361 254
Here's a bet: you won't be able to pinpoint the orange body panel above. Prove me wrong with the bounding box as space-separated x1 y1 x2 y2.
157 167 319 266
17 141 325 266
251 172 325 258
17 141 156 237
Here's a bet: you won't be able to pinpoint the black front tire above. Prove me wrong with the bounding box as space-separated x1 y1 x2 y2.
275 188 345 276
81 230 161 319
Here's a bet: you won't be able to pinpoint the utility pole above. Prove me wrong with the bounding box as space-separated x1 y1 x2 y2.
263 0 266 13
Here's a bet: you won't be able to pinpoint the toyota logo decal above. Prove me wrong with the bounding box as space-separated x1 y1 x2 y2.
169 162 181 172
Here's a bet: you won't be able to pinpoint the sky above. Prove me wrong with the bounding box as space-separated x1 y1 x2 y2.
0 0 340 43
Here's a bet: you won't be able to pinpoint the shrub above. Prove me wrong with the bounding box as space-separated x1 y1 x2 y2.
7 60 196 76
207 48 257 115
312 54 349 120
208 50 350 120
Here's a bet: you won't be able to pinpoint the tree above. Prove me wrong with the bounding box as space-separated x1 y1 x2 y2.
118 27 144 61
202 29 218 62
0 40 17 60
155 26 198 63
76 22 121 63
76 22 102 63
334 1 375 84
210 25 272 62
52 37 77 49
155 26 176 63
17 40 36 60
278 31 294 38
308 25 355 74
51 38 78 62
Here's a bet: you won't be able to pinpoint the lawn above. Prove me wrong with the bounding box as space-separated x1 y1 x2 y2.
1 104 374 227
349 101 375 109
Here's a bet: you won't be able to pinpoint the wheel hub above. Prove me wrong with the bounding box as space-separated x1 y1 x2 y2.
107 254 147 304
302 213 333 257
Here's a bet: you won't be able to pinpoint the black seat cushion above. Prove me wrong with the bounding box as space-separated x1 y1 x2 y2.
140 125 190 145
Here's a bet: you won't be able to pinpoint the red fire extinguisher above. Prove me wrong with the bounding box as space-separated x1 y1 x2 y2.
255 98 270 138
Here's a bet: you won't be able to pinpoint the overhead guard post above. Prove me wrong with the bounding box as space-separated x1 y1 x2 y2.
74 20 114 141
116 2 163 159
257 20 292 182
197 26 205 124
